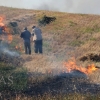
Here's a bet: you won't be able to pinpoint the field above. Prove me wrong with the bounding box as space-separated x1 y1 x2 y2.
0 6 100 99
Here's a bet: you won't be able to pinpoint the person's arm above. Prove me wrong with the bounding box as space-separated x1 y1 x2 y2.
29 31 31 38
20 32 23 38
31 29 35 36
0 28 2 35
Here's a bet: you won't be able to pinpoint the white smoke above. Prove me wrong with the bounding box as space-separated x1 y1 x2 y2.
72 0 100 14
2 48 20 57
0 0 100 15
0 41 20 57
36 0 74 12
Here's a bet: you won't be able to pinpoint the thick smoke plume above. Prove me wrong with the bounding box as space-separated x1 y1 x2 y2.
0 0 100 15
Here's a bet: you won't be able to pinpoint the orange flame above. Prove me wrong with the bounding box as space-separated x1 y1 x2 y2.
87 64 97 73
63 58 97 74
5 27 13 43
0 16 4 26
15 45 24 52
0 16 13 43
15 45 18 49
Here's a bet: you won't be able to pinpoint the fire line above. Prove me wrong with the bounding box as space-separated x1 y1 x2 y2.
63 58 97 75
0 16 13 43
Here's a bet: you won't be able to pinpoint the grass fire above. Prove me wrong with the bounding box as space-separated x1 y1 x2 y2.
63 58 98 75
1 6 100 100
0 16 4 27
0 16 13 43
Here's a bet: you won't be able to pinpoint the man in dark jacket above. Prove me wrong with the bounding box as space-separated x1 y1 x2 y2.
31 26 43 54
20 27 31 55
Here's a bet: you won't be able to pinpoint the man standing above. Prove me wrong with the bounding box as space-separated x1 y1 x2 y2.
20 27 31 55
31 26 43 54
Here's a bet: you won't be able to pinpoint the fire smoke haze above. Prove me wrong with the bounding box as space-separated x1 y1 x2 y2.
0 0 100 15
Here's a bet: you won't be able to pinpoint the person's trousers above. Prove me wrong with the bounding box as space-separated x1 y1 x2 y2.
34 40 43 54
24 41 31 54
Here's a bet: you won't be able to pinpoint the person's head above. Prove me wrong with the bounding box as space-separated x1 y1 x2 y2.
24 27 27 30
32 25 36 29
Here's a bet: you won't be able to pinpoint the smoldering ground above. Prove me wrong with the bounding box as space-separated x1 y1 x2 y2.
0 41 24 66
0 41 19 57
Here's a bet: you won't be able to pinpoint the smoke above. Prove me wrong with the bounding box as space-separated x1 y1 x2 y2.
0 0 100 14
72 0 100 14
35 0 100 14
0 0 23 8
36 0 74 12
2 48 20 57
0 41 20 57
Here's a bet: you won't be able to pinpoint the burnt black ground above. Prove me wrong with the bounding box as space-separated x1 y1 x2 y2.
23 70 100 96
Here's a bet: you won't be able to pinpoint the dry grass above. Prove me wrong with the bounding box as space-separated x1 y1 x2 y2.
1 6 100 99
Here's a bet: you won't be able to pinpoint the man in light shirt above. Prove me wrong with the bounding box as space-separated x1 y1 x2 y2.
31 26 43 54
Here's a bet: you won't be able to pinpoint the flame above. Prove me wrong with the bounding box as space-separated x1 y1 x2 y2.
4 27 13 43
87 64 97 73
0 16 4 26
0 16 13 43
15 45 18 49
0 23 4 27
0 17 3 22
15 45 24 52
63 58 97 74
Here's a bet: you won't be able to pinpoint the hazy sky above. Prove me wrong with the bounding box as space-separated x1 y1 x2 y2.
0 0 100 15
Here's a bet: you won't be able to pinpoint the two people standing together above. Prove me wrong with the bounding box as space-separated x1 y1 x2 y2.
20 26 43 55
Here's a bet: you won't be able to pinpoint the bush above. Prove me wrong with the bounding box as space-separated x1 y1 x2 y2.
38 15 56 26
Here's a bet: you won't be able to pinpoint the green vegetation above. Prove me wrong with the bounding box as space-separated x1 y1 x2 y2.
69 21 77 27
0 62 27 92
69 40 84 47
79 25 100 34
11 68 28 91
